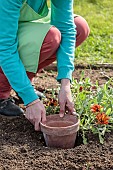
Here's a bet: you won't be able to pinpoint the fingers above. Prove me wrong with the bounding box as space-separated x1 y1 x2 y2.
25 101 46 131
35 109 46 131
59 101 65 117
41 108 46 123
35 107 46 131
66 102 75 114
34 108 46 131
25 111 41 131
59 100 75 117
34 119 40 131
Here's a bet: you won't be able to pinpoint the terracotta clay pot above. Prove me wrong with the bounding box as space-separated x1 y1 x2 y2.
40 114 80 149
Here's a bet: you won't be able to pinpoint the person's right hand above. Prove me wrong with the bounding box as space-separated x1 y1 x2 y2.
25 99 46 131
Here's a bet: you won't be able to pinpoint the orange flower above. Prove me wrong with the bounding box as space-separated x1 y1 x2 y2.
47 98 58 106
91 104 102 113
96 113 110 125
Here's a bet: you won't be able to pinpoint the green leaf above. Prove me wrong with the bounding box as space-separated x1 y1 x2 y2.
82 131 88 144
106 108 111 115
97 91 103 103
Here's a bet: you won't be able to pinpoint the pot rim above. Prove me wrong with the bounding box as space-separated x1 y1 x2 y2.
40 115 80 130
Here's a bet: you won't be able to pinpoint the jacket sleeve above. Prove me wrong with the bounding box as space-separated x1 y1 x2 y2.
51 0 76 82
0 0 38 105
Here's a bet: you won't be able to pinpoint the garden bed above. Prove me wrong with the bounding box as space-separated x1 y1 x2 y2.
0 68 113 170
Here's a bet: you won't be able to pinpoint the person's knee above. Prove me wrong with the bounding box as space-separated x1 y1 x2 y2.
74 16 90 45
47 26 61 50
75 16 90 37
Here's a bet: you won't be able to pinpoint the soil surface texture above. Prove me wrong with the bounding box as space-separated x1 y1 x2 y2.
0 68 113 170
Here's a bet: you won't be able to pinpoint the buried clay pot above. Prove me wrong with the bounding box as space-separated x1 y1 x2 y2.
40 114 80 149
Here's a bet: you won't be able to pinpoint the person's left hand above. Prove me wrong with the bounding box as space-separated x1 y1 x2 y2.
58 79 75 117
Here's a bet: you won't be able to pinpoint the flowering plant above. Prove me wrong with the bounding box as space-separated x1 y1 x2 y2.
43 71 113 144
71 71 113 144
43 88 59 115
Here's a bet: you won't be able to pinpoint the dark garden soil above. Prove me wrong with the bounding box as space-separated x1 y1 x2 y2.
0 67 113 170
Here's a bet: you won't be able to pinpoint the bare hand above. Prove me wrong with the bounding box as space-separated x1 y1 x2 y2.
58 79 75 117
25 99 46 131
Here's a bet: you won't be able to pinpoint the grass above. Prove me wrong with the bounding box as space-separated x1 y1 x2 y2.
73 0 113 64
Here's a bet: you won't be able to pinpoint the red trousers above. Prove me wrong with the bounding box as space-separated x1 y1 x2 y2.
0 16 90 99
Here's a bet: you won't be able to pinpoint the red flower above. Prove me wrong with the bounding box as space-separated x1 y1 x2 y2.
91 86 97 90
79 86 83 92
91 104 102 113
96 113 110 125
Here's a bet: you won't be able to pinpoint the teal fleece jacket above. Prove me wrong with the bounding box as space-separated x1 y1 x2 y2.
0 0 76 105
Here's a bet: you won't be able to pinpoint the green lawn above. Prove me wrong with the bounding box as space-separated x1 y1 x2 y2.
74 0 113 64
